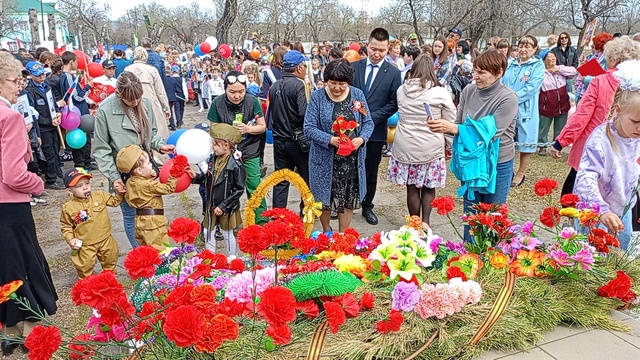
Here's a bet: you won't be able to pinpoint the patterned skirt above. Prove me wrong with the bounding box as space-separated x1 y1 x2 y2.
387 156 447 189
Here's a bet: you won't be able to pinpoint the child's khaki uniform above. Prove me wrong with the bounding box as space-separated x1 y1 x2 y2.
60 191 123 279
125 176 177 250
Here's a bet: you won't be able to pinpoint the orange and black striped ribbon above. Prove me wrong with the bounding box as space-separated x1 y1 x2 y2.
468 271 517 346
306 320 329 360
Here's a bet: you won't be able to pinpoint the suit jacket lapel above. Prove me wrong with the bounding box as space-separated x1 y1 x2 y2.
367 61 389 99
357 59 367 91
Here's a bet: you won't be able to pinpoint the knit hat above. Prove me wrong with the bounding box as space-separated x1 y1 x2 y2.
210 123 242 145
116 144 144 173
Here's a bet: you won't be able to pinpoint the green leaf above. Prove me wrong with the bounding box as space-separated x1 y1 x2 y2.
264 338 275 351
371 259 381 271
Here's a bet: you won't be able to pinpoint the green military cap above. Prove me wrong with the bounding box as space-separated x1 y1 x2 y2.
210 123 242 145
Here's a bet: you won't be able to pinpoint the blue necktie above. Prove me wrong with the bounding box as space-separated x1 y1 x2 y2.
365 64 377 93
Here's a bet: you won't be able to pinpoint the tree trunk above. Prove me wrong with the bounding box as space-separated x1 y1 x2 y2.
47 14 57 47
216 0 237 45
28 8 41 47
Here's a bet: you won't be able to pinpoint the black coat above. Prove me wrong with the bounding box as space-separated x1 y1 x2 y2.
551 46 579 68
267 73 308 140
193 155 246 214
350 59 401 142
24 80 59 132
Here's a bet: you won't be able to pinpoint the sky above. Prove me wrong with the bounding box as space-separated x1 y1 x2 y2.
98 0 386 20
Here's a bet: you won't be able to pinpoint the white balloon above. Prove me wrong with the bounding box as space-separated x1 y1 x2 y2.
205 36 218 50
175 129 212 164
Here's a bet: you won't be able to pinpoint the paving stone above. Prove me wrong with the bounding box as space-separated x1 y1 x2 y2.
540 330 640 360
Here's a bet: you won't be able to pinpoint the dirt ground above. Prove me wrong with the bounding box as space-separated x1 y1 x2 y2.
5 101 573 359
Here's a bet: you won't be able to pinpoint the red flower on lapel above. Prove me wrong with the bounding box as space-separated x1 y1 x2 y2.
352 100 367 116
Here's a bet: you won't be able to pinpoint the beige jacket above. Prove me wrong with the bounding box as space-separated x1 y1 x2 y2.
392 79 456 164
125 61 170 138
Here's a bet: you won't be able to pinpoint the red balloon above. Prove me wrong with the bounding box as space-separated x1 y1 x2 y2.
87 62 104 78
200 42 212 54
349 42 361 52
73 50 89 70
158 158 192 193
218 44 232 59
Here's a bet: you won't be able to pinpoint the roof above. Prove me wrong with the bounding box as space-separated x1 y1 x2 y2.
13 0 58 15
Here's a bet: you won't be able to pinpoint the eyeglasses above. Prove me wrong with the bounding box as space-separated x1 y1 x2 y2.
560 37 568 40
226 74 247 84
4 78 20 85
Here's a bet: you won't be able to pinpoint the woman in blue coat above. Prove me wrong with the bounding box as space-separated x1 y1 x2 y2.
304 59 374 232
501 35 545 187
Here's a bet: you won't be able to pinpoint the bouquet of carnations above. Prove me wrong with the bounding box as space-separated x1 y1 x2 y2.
331 115 359 156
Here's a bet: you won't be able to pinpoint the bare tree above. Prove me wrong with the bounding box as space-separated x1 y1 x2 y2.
568 0 627 54
216 0 238 44
57 0 111 49
0 0 19 40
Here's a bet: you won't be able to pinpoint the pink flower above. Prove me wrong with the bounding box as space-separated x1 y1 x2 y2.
570 247 594 270
224 267 276 303
548 249 572 267
414 279 482 319
560 227 577 239
522 221 533 234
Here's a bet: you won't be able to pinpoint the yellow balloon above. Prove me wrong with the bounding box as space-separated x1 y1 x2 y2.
387 127 396 143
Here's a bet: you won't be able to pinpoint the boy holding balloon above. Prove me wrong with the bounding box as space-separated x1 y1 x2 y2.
24 61 64 190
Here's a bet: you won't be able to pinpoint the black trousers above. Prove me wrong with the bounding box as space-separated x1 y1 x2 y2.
362 141 385 209
71 136 92 168
40 130 62 183
169 100 185 127
272 139 310 209
561 168 577 196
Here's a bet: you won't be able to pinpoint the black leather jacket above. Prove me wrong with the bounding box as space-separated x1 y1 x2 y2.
267 73 308 141
193 154 246 215
551 46 579 68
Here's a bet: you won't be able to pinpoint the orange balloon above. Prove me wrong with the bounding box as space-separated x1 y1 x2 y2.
250 48 260 59
344 50 359 62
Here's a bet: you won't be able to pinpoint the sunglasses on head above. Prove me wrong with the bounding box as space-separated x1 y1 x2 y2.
226 74 247 84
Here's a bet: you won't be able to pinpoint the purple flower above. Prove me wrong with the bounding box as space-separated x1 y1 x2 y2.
429 237 443 254
522 221 534 234
392 281 421 312
548 249 572 266
211 275 232 290
356 237 371 250
445 240 467 254
570 248 594 270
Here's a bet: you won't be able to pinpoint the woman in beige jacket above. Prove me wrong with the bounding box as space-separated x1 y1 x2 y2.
124 47 171 138
388 55 456 230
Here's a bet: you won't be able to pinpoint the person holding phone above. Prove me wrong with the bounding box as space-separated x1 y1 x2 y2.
389 55 456 231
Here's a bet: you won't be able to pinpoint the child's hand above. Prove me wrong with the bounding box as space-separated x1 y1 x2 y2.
68 238 81 250
213 207 224 216
185 167 197 179
600 212 624 235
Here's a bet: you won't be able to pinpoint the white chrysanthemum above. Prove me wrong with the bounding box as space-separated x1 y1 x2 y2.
614 60 640 91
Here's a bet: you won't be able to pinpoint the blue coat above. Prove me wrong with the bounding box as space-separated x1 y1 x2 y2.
501 57 545 122
304 87 374 205
113 58 131 78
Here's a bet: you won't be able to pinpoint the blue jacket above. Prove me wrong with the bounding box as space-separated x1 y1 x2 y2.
146 50 165 81
501 57 545 122
113 58 131 78
304 87 374 205
164 75 183 102
450 115 500 200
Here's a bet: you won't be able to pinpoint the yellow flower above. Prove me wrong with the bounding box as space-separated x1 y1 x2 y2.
333 254 369 278
490 252 509 269
316 250 342 260
559 207 580 218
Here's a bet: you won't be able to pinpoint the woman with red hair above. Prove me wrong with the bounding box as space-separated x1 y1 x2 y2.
573 32 614 103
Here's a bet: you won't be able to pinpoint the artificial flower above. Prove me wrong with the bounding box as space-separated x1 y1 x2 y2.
133 301 163 340
539 207 560 228
534 178 558 196
336 293 360 318
548 248 573 267
579 209 600 227
391 281 420 312
68 333 94 360
323 301 346 333
333 254 369 278
167 217 201 244
195 314 239 352
598 271 636 302
169 154 189 178
225 267 276 303
315 233 331 253
163 305 205 347
559 207 580 218
455 253 484 279
387 253 422 281
97 294 136 327
0 280 23 304
237 225 270 256
258 286 298 326
329 232 358 254
266 324 293 345
164 283 195 307
588 228 620 253
509 249 544 277
24 325 62 360
560 227 577 239
570 246 595 270
359 292 375 310
71 271 126 309
190 284 218 311
229 258 246 273
414 278 482 319
489 252 509 269
446 266 468 281
296 300 320 318
431 196 455 215
376 309 404 333
123 246 162 280
261 220 294 246
560 193 580 207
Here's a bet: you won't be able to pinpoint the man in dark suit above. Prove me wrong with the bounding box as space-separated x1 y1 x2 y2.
351 28 401 225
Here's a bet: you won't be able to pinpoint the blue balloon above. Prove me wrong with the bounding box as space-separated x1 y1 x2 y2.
195 44 204 56
387 112 399 127
167 129 187 146
66 129 87 149
325 230 334 238
310 230 322 240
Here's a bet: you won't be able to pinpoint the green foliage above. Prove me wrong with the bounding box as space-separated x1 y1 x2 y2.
284 270 362 301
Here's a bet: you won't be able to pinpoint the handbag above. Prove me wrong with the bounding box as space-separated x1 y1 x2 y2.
292 127 311 153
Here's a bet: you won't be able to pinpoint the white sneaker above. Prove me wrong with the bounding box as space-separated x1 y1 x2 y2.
30 200 37 207
33 197 47 204
198 108 204 113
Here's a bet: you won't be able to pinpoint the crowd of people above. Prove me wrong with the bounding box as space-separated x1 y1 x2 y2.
2 27 640 354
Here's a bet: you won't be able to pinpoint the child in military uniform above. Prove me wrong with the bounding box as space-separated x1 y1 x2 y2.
116 145 195 250
193 123 245 255
60 168 123 279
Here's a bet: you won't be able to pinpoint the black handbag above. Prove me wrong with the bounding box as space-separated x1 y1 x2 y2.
293 127 311 153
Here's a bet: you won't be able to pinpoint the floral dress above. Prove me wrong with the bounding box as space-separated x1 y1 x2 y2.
324 94 360 213
387 157 447 189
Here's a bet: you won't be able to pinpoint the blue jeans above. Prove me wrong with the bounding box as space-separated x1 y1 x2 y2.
120 200 138 249
463 159 514 243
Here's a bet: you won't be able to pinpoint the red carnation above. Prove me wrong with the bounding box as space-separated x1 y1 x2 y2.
163 305 205 347
323 301 346 334
24 325 62 360
197 250 228 269
315 233 331 253
266 324 293 345
164 283 195 307
344 228 360 239
329 233 357 254
98 294 136 327
359 292 375 310
598 271 637 303
68 333 94 360
133 302 163 339
534 178 558 197
71 271 126 309
190 284 218 311
261 220 294 246
258 286 298 327
237 225 269 256
229 258 246 273
336 293 360 318
169 155 189 178
446 265 467 281
210 298 245 318
432 196 455 215
539 206 560 228
167 217 201 244
296 300 320 318
376 309 404 334
124 246 161 280
195 314 239 353
560 193 580 208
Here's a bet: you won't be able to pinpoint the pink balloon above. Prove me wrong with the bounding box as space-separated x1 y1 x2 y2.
218 44 231 59
70 105 81 117
61 111 81 130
